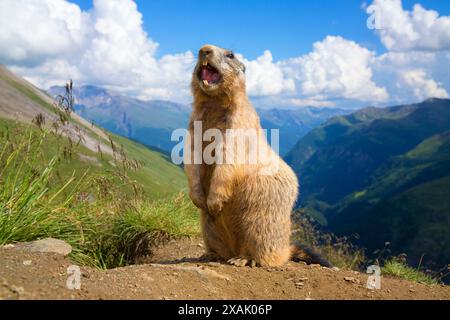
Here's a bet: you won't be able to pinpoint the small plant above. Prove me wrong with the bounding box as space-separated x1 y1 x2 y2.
382 259 439 285
32 113 45 130
292 210 365 270
54 80 75 124
370 243 445 284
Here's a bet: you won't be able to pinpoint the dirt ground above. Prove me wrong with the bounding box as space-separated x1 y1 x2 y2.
0 237 449 300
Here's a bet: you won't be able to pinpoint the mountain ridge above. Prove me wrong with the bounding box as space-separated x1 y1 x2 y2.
285 98 450 272
48 84 349 155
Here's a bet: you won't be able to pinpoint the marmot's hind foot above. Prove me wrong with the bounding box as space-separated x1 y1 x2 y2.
227 257 257 268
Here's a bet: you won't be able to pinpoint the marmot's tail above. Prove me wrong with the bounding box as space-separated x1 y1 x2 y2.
290 242 333 268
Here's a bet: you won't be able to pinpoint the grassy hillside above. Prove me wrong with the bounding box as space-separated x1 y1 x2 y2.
0 65 198 268
285 99 450 272
1 65 187 199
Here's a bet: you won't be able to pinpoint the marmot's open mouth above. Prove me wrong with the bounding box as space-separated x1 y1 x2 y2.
198 62 221 86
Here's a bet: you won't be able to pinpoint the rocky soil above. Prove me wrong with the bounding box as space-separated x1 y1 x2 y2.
1 238 449 300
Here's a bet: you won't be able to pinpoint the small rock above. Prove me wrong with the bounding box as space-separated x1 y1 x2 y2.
344 276 360 284
22 260 32 266
332 267 340 272
298 277 309 281
11 285 25 295
151 264 231 281
205 262 221 268
20 238 72 256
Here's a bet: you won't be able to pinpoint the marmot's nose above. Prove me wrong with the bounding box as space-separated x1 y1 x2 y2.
199 45 214 59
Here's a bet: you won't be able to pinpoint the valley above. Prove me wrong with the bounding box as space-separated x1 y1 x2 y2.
285 98 450 274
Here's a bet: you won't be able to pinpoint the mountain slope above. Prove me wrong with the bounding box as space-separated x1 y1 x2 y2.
285 99 450 270
0 65 186 199
258 107 349 155
48 85 348 155
48 85 191 154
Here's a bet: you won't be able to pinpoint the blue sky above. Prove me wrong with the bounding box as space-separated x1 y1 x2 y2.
1 0 450 109
72 0 450 60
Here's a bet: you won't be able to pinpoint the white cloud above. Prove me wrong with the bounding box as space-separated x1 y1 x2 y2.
372 50 450 103
399 69 448 100
0 0 195 102
371 0 450 51
0 0 88 65
280 36 388 103
366 1 450 104
0 0 449 108
239 50 295 97
284 98 336 108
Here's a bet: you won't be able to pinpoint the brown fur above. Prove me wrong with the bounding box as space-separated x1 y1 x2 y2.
185 44 299 267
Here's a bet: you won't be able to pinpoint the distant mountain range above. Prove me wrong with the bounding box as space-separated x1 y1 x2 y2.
48 85 348 155
48 85 190 154
259 107 350 155
285 98 450 270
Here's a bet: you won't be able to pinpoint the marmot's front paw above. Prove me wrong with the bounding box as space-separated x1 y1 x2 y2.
189 190 206 210
206 194 226 213
228 257 258 268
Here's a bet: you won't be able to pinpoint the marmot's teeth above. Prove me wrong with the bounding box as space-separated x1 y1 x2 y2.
203 61 208 66
203 79 209 86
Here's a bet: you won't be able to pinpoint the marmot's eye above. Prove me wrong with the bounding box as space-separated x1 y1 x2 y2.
226 52 235 59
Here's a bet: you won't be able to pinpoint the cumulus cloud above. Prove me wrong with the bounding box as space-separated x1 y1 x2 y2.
399 69 448 100
365 0 450 104
371 50 449 103
371 0 450 51
0 0 195 102
238 51 295 97
0 0 449 107
0 0 88 65
281 36 388 103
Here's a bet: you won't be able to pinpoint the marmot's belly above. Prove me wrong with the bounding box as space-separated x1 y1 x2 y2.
213 173 295 256
199 164 214 196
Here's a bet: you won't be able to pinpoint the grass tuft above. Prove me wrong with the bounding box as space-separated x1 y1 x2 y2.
382 260 438 285
292 211 365 270
0 118 199 269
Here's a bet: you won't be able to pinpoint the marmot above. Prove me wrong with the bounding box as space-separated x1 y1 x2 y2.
185 44 332 268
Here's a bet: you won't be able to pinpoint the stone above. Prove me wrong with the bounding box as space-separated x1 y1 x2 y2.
11 285 25 296
20 238 72 256
344 276 360 284
150 264 231 281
